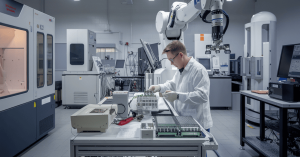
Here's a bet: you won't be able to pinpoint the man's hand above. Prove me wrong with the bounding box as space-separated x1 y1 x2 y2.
163 90 178 103
148 85 161 93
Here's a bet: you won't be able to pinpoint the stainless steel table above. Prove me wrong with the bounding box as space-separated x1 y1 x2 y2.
70 93 218 157
240 90 300 157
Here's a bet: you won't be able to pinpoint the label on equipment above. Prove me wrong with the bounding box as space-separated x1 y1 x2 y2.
272 84 278 88
212 18 223 27
42 97 51 105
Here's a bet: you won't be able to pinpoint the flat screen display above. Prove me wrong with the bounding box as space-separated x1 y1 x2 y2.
115 60 125 68
197 58 211 70
288 45 300 78
277 44 295 78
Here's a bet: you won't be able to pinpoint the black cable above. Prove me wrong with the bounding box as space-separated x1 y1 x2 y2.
201 10 212 23
117 104 126 114
222 10 229 36
199 10 230 37
128 98 134 108
128 79 132 92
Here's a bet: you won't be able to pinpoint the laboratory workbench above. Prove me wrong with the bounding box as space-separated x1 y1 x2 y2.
70 93 218 157
240 90 300 157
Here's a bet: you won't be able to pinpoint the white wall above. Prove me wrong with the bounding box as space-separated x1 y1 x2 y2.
16 0 169 56
255 0 300 75
16 0 255 58
16 0 258 79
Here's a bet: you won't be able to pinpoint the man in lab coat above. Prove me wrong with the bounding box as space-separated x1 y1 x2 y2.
149 40 213 131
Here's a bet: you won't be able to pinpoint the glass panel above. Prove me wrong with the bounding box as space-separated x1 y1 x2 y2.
37 33 44 88
70 44 84 65
0 24 28 98
96 48 101 53
100 48 105 52
47 35 53 86
106 48 115 52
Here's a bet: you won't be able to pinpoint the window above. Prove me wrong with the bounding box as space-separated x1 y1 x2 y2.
70 44 84 65
96 48 106 53
106 48 115 52
47 35 53 86
96 47 116 60
0 24 28 98
96 48 115 53
37 33 44 88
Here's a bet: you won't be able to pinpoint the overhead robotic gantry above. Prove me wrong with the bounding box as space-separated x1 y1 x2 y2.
156 0 230 57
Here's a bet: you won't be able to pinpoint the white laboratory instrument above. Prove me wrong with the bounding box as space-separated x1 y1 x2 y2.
71 104 118 133
154 0 230 85
113 91 130 119
137 91 159 115
212 56 220 71
0 1 55 156
67 29 96 71
62 71 105 106
62 29 106 107
243 12 277 123
140 123 155 139
194 34 229 75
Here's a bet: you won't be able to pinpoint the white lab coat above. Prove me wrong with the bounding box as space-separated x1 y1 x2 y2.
159 57 213 129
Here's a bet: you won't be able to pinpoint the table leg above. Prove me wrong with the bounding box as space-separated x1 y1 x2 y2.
240 94 245 147
279 108 288 157
70 140 75 157
258 101 265 141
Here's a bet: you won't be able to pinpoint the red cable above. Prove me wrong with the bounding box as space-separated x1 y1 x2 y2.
118 117 134 126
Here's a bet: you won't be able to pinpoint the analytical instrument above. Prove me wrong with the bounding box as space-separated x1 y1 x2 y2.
112 91 130 119
62 29 106 107
71 104 118 133
242 12 277 123
0 1 55 156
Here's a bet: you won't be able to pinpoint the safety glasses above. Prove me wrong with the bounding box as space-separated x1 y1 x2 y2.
169 52 179 63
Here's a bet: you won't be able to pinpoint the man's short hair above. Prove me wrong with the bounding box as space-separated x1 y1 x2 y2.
162 40 187 56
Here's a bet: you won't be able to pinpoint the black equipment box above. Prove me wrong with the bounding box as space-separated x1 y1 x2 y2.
268 82 300 102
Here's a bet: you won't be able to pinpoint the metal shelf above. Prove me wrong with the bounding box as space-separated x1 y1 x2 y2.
243 136 279 157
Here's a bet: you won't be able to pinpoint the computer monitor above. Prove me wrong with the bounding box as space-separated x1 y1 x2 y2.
288 44 300 78
140 39 157 70
101 59 115 67
277 44 295 78
115 60 125 68
197 58 211 70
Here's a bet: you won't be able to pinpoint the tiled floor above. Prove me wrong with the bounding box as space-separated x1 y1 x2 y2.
19 107 261 157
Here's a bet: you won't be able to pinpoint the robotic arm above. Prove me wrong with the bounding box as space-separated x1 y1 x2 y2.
156 0 230 67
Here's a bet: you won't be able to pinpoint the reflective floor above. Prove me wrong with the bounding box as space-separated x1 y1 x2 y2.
19 106 260 157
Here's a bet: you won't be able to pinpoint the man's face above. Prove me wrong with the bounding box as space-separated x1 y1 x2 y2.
166 52 184 69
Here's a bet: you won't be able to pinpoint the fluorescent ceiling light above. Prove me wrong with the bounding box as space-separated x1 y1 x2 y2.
74 0 80 1
227 0 232 1
149 0 155 1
